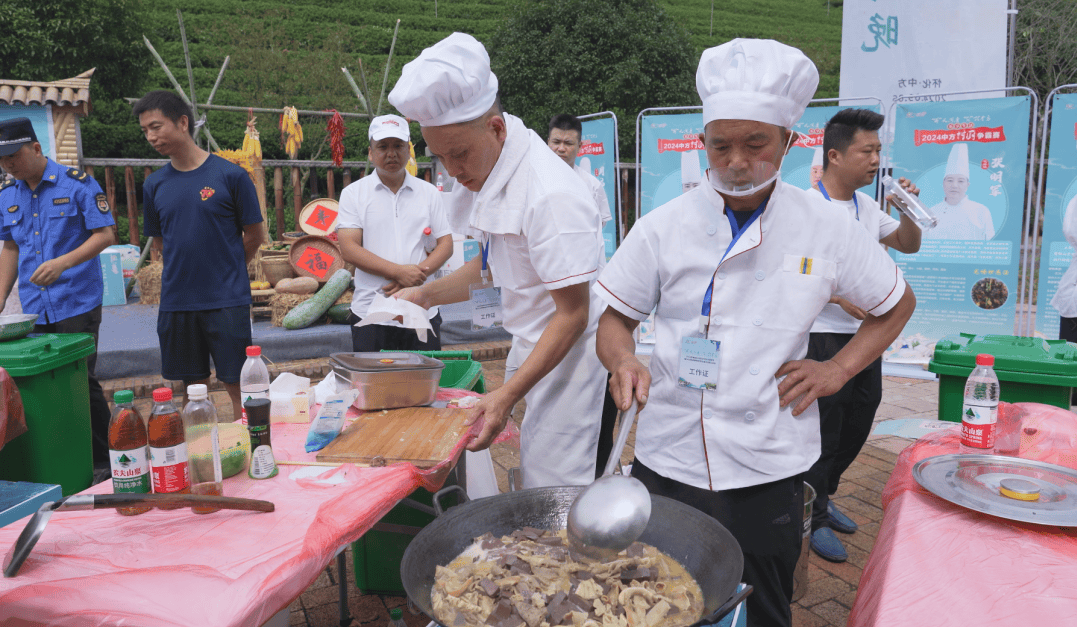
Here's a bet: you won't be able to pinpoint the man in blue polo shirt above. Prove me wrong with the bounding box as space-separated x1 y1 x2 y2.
0 117 116 468
134 91 264 419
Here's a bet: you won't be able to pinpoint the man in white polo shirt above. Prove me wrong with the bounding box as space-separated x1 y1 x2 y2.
547 113 612 226
595 40 916 627
337 114 453 351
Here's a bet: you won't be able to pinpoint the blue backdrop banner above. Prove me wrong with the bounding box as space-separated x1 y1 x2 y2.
1035 92 1077 339
578 115 619 259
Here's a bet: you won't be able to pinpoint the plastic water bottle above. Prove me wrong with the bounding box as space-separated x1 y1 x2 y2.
436 172 444 191
961 353 1000 449
388 608 407 627
240 345 270 422
422 227 437 254
182 384 223 514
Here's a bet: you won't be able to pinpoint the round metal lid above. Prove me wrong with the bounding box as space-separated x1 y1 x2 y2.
913 454 1077 526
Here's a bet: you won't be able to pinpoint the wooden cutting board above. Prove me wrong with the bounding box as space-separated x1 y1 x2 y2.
315 406 471 468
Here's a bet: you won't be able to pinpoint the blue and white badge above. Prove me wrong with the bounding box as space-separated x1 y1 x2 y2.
678 337 720 391
470 282 503 330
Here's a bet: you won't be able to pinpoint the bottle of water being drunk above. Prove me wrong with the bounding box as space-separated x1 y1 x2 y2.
961 354 1000 449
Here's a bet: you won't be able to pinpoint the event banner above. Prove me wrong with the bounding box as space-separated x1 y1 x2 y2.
886 96 1030 363
783 102 882 197
638 110 704 217
578 115 619 259
1035 92 1077 339
840 0 1007 138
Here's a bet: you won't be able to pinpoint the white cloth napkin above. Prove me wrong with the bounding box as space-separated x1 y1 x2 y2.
354 294 436 342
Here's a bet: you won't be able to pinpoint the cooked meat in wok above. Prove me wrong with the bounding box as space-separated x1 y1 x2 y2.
432 527 704 627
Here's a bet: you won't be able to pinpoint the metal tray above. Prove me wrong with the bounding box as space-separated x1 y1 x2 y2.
329 352 444 411
913 453 1077 526
330 352 443 372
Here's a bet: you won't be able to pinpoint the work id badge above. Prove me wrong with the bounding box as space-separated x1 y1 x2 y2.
470 281 503 330
678 336 720 392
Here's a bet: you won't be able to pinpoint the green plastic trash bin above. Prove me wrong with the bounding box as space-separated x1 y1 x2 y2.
929 333 1077 423
355 349 485 593
0 333 95 495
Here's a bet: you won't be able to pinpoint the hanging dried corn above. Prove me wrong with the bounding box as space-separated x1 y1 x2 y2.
280 106 303 158
326 110 346 168
243 108 262 162
406 141 418 177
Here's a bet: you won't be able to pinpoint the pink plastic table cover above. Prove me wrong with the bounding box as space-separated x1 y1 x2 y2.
849 403 1077 627
0 388 502 626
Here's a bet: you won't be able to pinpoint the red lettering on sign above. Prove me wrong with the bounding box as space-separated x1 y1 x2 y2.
657 138 705 153
296 246 335 280
579 141 605 156
914 126 1006 146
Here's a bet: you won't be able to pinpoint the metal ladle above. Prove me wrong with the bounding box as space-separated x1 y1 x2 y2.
566 399 651 561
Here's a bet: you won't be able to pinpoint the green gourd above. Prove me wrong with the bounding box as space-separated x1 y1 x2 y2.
282 269 352 330
326 303 352 323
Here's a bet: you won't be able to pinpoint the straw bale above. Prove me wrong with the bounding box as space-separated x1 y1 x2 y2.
137 261 163 305
269 290 352 327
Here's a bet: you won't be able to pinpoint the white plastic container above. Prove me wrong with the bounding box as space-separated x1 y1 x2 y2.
961 353 1000 449
240 345 270 421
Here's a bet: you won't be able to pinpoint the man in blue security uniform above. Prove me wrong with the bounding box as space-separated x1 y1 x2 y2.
0 117 116 468
134 91 264 421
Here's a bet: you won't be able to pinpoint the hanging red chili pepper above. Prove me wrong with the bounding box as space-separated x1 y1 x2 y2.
326 110 346 168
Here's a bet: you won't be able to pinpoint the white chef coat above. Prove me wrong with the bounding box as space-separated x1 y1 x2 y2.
810 189 900 334
924 196 995 240
1051 194 1077 317
595 179 906 491
574 164 612 225
447 117 608 488
337 171 452 321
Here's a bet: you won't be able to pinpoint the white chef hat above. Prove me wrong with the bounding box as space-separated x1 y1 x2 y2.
812 147 824 167
388 32 499 127
579 156 592 173
945 143 970 178
368 114 410 142
696 39 819 128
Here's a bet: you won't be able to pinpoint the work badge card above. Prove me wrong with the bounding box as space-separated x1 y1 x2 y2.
470 282 503 330
678 337 719 391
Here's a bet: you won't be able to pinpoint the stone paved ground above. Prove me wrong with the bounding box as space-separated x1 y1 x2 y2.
102 341 941 627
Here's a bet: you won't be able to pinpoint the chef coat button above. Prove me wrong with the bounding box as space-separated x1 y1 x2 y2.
707 224 717 235
712 316 722 326
745 411 756 422
755 270 766 281
749 365 760 375
703 408 713 418
717 271 727 280
753 318 763 326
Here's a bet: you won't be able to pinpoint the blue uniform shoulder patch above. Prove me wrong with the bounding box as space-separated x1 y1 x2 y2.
0 178 13 192
66 167 90 183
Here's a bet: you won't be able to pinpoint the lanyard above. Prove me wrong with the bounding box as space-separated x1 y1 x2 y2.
817 182 859 221
699 198 768 333
480 235 491 281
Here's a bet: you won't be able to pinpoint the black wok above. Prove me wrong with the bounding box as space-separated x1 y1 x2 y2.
400 486 752 626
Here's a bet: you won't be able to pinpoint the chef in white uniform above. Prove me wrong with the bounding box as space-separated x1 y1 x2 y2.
1052 191 1077 395
547 113 613 225
594 39 916 627
924 143 996 240
388 33 608 488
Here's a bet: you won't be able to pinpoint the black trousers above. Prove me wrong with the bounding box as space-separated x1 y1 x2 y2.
347 311 442 353
1060 317 1077 404
804 332 882 530
632 459 803 627
34 305 111 467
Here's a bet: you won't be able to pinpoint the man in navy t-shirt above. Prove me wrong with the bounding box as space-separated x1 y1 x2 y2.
134 91 264 419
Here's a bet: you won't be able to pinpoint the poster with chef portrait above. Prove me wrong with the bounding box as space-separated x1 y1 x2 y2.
886 96 1030 363
1035 92 1077 339
577 114 620 260
637 109 704 218
782 101 882 196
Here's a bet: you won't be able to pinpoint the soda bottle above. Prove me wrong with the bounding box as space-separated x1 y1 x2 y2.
422 227 437 254
388 608 407 627
240 345 270 422
108 390 151 516
436 171 444 192
961 353 1000 449
148 387 189 508
182 384 223 514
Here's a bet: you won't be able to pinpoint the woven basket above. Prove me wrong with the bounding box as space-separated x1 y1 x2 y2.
137 262 163 305
282 231 306 244
260 255 296 287
289 235 346 282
